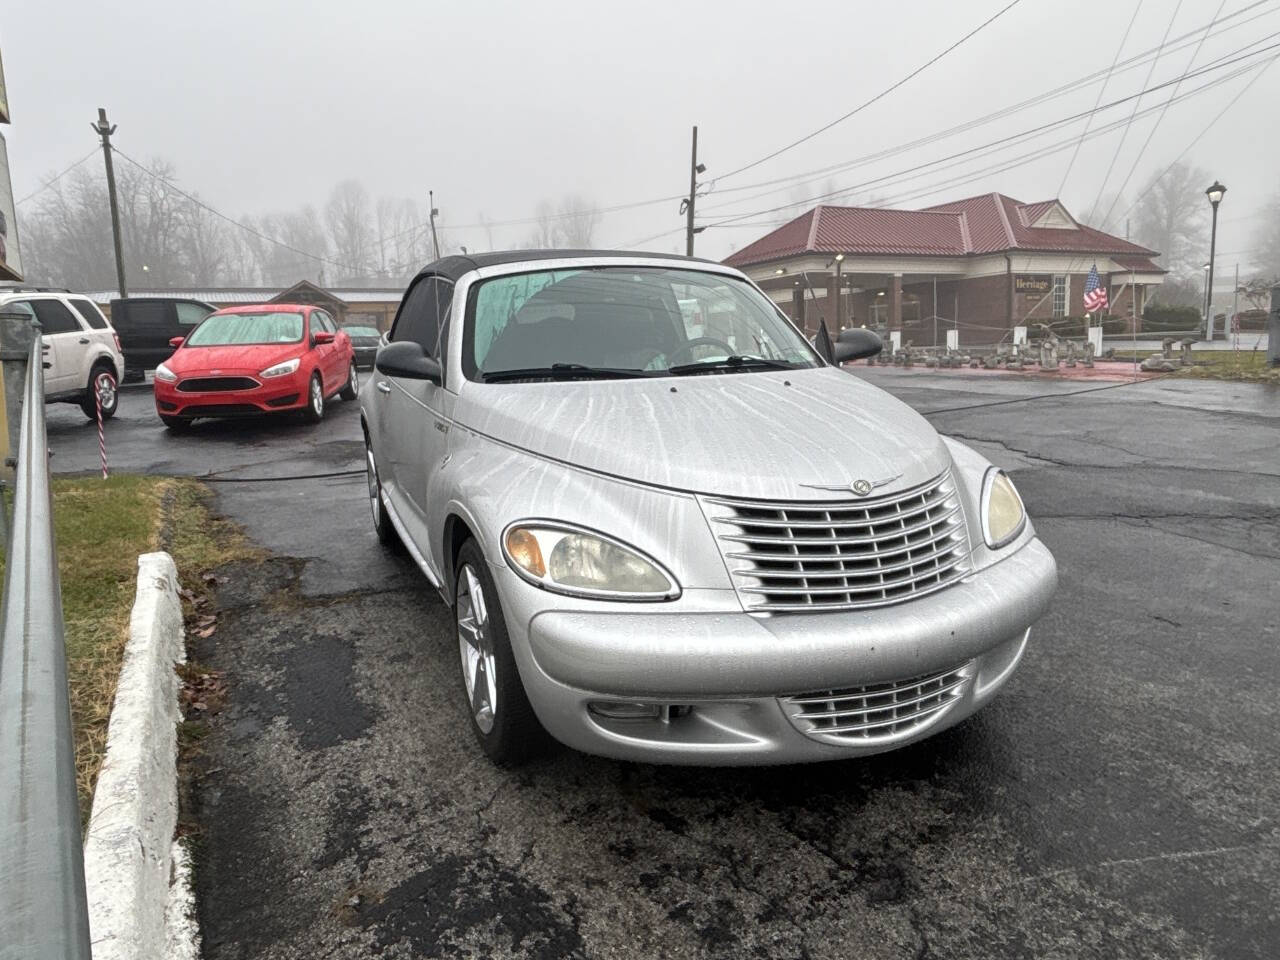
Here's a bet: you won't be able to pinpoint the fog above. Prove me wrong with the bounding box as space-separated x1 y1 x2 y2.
5 0 1278 273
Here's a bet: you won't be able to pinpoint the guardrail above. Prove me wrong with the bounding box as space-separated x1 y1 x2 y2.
0 314 93 959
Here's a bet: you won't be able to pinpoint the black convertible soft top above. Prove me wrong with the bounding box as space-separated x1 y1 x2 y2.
415 249 720 284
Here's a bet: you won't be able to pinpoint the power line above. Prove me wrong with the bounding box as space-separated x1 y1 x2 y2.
13 149 100 207
1114 54 1277 224
1098 0 1229 231
1087 0 1185 225
712 0 1026 184
696 44 1279 230
1057 0 1146 198
696 7 1280 220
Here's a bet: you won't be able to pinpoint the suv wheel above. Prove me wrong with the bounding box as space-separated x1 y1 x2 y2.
80 364 118 421
339 361 359 401
303 373 324 423
454 539 546 765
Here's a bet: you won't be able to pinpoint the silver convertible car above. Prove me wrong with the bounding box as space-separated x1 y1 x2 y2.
361 251 1057 766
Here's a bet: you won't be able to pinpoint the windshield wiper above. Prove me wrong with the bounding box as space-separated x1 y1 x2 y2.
481 363 654 383
667 355 799 376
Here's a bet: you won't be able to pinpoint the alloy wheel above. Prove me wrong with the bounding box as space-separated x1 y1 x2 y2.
310 376 323 416
456 564 498 734
350 363 360 396
95 371 117 411
365 446 381 527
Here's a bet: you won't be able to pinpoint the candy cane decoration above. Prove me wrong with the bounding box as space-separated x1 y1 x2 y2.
96 371 113 480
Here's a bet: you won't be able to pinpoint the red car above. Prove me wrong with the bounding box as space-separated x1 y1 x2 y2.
153 303 360 429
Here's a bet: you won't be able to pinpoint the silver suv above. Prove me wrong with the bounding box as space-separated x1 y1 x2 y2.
0 288 125 420
361 252 1057 767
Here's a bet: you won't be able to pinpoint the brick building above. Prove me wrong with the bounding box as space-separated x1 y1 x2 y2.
724 193 1165 345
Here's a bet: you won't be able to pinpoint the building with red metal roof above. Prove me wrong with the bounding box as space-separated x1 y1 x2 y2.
724 193 1164 344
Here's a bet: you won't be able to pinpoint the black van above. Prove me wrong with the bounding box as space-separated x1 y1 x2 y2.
110 297 216 381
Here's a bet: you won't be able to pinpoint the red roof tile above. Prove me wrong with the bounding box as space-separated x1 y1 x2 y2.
723 192 1159 267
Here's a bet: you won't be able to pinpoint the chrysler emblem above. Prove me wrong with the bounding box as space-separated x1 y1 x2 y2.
801 474 902 497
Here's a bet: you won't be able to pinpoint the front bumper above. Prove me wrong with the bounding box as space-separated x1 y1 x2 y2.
154 369 308 418
499 537 1057 764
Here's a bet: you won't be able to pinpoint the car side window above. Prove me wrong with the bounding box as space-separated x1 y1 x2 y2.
69 299 109 329
22 298 82 335
175 302 211 326
435 281 454 358
5 300 39 324
390 277 441 357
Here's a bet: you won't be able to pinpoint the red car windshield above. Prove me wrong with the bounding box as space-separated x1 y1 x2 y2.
187 311 304 346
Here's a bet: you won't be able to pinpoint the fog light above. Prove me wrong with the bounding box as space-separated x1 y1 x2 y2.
589 701 662 720
588 702 691 722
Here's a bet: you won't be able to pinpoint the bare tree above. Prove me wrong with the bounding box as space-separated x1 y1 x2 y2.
554 195 601 248
325 179 374 281
1131 162 1210 280
525 200 558 249
1249 193 1280 283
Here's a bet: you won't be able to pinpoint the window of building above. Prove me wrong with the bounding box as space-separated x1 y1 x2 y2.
1051 275 1067 318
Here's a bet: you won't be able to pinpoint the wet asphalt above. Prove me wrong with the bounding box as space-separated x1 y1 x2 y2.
44 368 1280 959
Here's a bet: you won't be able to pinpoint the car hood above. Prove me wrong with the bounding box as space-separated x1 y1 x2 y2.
455 367 950 500
167 342 305 374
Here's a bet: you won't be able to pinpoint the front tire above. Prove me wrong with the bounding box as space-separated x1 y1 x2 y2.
454 539 546 765
80 364 118 421
303 372 324 423
365 440 399 548
339 361 359 401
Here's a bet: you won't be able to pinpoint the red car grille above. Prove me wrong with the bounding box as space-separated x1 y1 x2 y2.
177 376 259 393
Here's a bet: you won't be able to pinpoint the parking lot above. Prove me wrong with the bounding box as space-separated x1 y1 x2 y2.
45 369 1280 960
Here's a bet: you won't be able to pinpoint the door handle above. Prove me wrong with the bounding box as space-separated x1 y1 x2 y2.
376 381 392 393
79 337 91 344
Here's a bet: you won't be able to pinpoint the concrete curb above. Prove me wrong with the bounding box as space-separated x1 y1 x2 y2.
83 552 199 960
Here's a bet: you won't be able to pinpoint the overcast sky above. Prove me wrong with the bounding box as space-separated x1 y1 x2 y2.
4 0 1277 268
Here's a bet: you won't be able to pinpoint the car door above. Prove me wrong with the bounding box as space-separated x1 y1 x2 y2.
67 297 119 361
376 276 450 548
16 298 85 394
311 309 341 388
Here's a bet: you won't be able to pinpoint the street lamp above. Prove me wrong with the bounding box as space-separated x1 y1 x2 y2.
1204 180 1226 339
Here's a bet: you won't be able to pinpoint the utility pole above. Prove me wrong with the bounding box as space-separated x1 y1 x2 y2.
679 126 706 257
428 190 441 261
92 108 127 298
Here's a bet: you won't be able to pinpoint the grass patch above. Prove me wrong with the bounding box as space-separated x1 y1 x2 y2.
1 475 257 823
1174 351 1280 383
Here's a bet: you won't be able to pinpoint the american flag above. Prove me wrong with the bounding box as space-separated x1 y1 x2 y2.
1083 264 1108 313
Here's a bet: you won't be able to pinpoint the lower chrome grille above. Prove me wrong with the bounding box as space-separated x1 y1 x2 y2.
704 471 971 613
783 663 970 744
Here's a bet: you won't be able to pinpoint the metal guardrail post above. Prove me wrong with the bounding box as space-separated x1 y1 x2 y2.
0 307 38 548
0 336 93 960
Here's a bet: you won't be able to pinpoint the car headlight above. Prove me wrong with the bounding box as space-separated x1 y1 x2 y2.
501 522 680 600
154 363 177 383
260 357 301 378
981 468 1026 548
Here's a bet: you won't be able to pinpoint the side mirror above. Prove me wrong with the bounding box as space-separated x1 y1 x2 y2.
169 336 185 349
833 328 883 364
375 340 441 384
313 331 336 345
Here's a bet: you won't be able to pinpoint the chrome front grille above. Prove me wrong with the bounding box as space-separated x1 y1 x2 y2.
783 663 970 744
704 471 970 613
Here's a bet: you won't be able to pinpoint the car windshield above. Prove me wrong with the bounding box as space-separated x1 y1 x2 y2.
464 266 819 381
186 311 304 346
344 326 381 337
